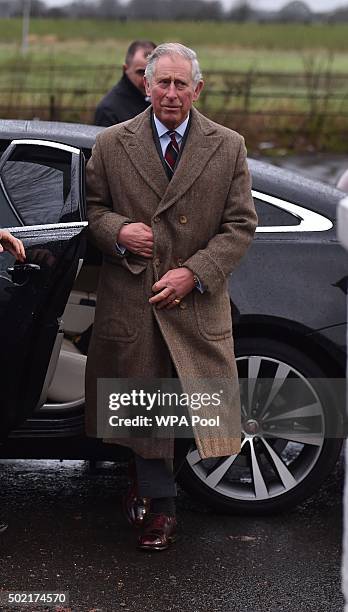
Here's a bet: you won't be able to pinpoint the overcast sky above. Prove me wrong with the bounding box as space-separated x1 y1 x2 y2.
42 0 348 11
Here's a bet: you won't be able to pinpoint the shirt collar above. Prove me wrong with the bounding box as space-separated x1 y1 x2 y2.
153 114 190 139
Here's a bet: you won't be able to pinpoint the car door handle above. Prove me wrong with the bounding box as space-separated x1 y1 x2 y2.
7 263 41 275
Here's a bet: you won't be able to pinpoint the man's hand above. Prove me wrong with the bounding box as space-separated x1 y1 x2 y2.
149 267 195 310
118 223 153 258
0 230 25 262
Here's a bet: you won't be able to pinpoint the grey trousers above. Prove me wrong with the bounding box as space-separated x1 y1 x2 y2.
134 454 177 498
133 353 179 499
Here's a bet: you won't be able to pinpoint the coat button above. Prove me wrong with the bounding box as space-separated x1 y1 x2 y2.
179 302 187 310
179 215 187 224
153 216 160 223
154 257 160 266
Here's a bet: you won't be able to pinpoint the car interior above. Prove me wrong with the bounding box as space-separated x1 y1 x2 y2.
44 264 98 409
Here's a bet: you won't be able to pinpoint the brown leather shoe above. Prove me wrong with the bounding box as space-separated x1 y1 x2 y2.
137 513 177 551
122 459 150 528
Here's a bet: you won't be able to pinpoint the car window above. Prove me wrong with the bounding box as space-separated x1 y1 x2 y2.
254 198 300 227
0 143 80 226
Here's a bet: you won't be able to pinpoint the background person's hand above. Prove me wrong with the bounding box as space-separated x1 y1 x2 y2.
0 230 26 262
117 223 154 258
149 267 195 309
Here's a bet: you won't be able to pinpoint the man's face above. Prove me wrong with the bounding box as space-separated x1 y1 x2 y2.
124 48 150 95
144 54 204 130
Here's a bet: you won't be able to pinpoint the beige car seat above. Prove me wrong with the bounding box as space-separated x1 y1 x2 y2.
46 338 86 403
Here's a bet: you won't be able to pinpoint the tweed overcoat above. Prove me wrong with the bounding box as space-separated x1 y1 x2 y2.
85 106 258 459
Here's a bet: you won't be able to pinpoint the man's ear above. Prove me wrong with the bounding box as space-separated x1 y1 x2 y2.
122 63 128 74
193 80 204 102
144 77 151 98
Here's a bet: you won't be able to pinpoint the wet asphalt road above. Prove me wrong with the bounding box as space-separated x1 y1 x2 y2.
0 455 344 612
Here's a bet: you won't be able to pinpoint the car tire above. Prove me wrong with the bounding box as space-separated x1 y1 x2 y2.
177 337 343 515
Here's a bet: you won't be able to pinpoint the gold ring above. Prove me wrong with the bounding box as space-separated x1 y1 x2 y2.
173 298 181 305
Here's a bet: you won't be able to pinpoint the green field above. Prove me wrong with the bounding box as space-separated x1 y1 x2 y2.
1 19 348 72
2 41 347 74
1 19 348 49
1 19 348 152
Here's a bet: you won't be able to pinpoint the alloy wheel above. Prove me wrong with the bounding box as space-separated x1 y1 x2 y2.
186 354 326 503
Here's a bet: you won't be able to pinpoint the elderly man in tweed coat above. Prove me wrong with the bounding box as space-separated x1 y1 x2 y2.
85 43 257 551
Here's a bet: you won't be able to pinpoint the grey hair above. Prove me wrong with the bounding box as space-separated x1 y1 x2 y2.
144 43 203 86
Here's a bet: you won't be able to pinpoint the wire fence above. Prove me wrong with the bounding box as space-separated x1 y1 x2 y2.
1 64 348 150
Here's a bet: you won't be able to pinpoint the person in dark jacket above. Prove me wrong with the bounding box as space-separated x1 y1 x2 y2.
94 40 156 127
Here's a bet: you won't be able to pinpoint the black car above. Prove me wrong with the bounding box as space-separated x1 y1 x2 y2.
0 119 346 516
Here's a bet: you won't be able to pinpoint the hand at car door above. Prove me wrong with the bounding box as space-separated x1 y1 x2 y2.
0 230 25 261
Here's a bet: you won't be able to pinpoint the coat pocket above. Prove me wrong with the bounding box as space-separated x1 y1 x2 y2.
94 261 145 342
104 253 149 276
193 287 232 341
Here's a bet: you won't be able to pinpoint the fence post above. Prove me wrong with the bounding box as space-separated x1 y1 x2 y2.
49 95 55 121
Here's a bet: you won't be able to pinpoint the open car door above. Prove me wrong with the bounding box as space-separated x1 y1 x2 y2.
0 139 87 439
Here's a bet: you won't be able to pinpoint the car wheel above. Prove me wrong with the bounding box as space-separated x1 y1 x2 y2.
177 337 343 515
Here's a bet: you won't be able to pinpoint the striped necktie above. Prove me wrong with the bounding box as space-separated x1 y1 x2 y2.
164 131 179 175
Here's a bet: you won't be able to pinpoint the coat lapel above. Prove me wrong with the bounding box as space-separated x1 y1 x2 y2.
117 107 169 200
116 107 223 212
154 108 223 216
